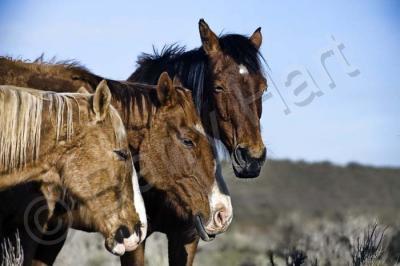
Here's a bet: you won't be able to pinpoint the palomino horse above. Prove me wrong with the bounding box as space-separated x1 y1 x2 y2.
130 19 267 179
0 82 147 262
0 59 232 266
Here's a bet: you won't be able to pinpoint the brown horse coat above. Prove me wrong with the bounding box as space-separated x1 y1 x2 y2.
0 82 147 259
0 59 232 266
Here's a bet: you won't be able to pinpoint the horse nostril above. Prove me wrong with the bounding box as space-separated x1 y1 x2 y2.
234 146 249 165
214 208 229 228
115 225 131 243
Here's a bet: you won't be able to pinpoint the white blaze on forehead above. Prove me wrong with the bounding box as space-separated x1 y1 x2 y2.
131 161 147 241
239 64 249 75
194 123 206 136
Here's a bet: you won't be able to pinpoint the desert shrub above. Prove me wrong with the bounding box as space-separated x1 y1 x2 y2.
266 219 391 266
1 231 23 266
286 249 307 266
349 223 386 266
267 249 307 266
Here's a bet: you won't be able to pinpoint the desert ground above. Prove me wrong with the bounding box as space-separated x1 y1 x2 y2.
42 159 400 266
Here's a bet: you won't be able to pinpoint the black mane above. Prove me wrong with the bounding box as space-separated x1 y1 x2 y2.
129 33 265 114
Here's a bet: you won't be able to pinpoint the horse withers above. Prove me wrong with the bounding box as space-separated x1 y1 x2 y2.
0 81 147 262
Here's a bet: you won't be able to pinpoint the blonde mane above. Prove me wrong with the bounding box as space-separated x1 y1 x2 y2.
0 86 77 172
109 105 127 149
0 85 128 173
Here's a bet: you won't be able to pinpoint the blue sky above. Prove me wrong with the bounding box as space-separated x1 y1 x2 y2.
1 0 399 167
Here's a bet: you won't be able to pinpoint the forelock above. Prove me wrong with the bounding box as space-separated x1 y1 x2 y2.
218 34 265 74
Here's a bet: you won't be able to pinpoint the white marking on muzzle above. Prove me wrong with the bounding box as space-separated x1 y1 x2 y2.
131 161 147 241
123 234 140 251
112 243 126 256
206 162 233 233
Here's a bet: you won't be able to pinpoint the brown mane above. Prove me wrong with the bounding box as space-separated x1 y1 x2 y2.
0 56 101 93
0 55 90 73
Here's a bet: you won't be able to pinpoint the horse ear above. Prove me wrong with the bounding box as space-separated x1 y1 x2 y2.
93 80 112 121
250 27 262 50
157 72 176 106
199 19 221 54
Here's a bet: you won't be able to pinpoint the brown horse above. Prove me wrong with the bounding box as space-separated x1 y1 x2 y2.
0 82 146 260
0 59 232 266
129 19 267 179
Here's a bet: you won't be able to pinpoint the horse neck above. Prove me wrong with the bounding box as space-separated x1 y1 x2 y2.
1 58 93 92
138 185 191 234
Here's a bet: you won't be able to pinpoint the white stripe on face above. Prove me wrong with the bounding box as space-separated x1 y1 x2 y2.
131 161 147 241
209 179 232 216
239 64 249 75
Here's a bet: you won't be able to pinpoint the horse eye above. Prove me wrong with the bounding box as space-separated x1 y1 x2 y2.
114 149 129 161
182 138 195 148
214 86 224 93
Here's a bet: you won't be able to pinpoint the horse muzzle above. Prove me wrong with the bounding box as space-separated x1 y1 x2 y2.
232 146 266 178
105 223 145 256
